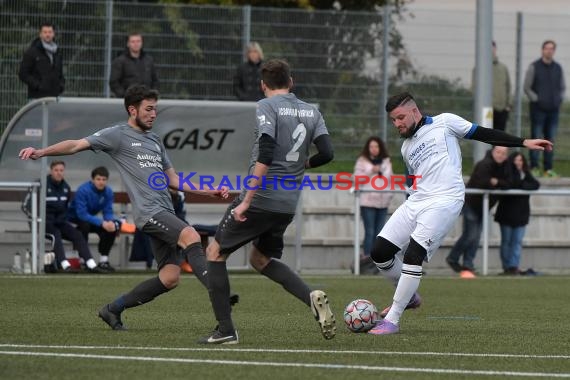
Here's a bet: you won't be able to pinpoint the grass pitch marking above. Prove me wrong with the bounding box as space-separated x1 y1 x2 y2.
0 350 569 377
1 343 570 360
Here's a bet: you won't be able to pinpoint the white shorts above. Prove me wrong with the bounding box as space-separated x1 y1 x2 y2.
378 197 463 262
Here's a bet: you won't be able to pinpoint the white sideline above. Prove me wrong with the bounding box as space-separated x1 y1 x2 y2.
0 350 569 378
1 343 570 360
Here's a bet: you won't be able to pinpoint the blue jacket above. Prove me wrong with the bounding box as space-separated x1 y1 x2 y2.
68 181 114 227
46 175 71 225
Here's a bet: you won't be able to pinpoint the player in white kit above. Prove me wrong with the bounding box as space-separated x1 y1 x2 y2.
368 92 552 335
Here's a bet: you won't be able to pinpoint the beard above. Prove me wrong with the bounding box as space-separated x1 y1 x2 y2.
399 125 417 139
135 116 152 131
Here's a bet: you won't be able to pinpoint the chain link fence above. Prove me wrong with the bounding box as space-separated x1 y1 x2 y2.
1 1 569 169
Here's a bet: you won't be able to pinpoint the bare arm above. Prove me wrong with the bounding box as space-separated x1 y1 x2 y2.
19 138 91 160
164 168 228 199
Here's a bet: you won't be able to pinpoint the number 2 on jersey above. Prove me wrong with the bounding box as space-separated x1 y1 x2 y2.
286 123 307 162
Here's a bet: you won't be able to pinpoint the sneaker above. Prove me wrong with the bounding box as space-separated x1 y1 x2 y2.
310 290 336 340
460 269 477 279
445 257 463 273
379 292 422 318
368 319 399 335
98 304 126 330
544 169 560 178
197 329 239 345
531 168 542 177
98 262 115 272
86 266 107 274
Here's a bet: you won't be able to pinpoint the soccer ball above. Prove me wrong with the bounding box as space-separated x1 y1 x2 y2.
343 299 379 333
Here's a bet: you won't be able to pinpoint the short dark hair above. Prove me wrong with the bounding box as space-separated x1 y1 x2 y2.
542 40 556 49
261 59 291 90
360 136 389 161
385 92 415 113
124 85 159 114
126 32 142 42
50 160 65 169
91 166 109 179
40 22 55 30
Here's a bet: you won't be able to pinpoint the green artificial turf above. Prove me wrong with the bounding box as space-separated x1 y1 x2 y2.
0 273 569 379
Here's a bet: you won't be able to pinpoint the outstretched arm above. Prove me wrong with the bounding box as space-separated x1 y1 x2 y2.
19 138 91 160
469 126 552 151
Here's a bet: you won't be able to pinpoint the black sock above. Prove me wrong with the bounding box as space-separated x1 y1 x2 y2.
260 259 311 306
207 261 234 334
183 242 208 289
109 276 169 314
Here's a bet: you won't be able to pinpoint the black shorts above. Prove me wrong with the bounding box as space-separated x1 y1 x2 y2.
141 210 189 270
215 199 294 258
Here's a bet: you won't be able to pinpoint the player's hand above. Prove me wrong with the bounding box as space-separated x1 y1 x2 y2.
19 147 41 160
211 186 230 199
524 139 553 151
231 202 249 222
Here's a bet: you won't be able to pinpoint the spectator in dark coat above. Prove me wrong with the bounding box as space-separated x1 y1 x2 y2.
18 22 65 99
495 152 540 274
109 33 158 98
446 146 510 276
233 42 264 101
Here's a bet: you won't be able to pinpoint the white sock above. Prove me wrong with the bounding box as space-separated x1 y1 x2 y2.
61 260 70 270
86 258 97 269
374 256 403 286
99 255 109 263
385 264 422 325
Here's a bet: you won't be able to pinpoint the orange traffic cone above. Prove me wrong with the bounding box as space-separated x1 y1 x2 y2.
180 261 193 273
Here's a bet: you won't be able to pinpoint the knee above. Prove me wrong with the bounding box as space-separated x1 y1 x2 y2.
249 250 269 272
370 237 400 263
178 227 201 247
161 273 180 290
403 238 427 266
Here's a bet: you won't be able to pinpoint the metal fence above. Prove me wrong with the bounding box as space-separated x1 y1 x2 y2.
1 1 570 165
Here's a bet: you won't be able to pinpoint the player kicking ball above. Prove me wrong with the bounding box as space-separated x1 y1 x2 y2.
368 92 552 335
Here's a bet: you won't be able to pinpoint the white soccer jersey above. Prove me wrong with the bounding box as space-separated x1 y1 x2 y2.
403 113 477 202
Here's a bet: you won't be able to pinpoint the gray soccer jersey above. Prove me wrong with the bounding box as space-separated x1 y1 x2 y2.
86 123 174 228
246 93 329 213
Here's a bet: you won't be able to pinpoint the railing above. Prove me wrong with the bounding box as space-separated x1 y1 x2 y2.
0 181 41 274
353 188 570 276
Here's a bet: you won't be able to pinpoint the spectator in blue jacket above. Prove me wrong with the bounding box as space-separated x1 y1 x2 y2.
68 166 117 272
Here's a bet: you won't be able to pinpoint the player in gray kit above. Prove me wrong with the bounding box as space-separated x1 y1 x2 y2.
19 85 229 330
199 59 336 344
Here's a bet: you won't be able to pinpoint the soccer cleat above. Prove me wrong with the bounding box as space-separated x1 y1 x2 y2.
97 262 115 273
368 319 400 335
198 329 239 345
98 305 127 330
310 290 336 340
379 292 422 318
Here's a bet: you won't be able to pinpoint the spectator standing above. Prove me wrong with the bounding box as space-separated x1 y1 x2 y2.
446 146 510 277
109 33 158 98
233 42 264 101
44 161 103 273
471 41 511 131
68 166 118 272
354 136 393 274
18 22 65 99
495 152 540 275
524 40 566 178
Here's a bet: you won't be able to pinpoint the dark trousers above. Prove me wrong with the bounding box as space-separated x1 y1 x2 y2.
75 220 116 256
529 104 559 170
493 109 509 131
46 222 93 267
446 204 482 271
